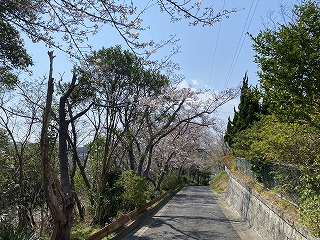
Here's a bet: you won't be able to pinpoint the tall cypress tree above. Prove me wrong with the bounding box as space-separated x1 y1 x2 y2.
224 72 261 147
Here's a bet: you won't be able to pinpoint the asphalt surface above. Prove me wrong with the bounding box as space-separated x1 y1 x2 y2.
124 186 262 240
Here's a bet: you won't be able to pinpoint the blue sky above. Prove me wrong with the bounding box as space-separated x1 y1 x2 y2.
24 0 299 124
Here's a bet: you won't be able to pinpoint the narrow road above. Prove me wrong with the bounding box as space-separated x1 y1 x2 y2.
124 186 262 240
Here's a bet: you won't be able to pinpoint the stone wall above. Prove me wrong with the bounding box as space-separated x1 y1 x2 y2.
225 168 318 240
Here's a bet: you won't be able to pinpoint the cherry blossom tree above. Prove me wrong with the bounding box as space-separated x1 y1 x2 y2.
151 123 217 191
134 86 238 179
78 46 170 223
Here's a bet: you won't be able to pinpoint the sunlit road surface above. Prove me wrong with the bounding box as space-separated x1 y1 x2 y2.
124 186 263 240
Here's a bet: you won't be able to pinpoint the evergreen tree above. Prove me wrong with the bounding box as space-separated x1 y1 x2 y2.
224 72 261 147
0 1 34 88
252 1 320 124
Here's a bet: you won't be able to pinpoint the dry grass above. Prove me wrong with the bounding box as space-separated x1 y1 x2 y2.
231 170 300 223
210 171 229 193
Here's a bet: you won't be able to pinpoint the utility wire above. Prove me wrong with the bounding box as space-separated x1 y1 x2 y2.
248 0 260 30
228 0 260 85
224 0 259 88
224 0 255 87
208 0 225 82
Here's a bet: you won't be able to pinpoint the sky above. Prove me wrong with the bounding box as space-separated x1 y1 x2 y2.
23 0 300 126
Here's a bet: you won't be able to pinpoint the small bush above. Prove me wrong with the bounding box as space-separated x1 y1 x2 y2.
91 170 124 224
116 170 152 212
71 224 110 240
161 172 183 191
300 195 320 237
0 222 37 240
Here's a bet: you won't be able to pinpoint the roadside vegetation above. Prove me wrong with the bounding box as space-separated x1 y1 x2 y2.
227 162 300 223
224 1 320 236
210 171 229 193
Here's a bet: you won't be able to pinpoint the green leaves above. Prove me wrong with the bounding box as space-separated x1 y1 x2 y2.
0 21 32 68
232 115 320 166
116 170 152 211
300 195 320 236
252 1 320 123
232 114 320 235
234 2 320 232
224 73 261 147
0 20 32 88
0 223 37 240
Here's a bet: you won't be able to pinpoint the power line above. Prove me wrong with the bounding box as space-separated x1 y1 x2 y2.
208 0 225 82
248 0 260 29
224 0 255 87
224 0 259 88
228 0 260 85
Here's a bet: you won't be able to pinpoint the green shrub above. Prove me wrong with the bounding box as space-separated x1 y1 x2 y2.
116 170 152 212
0 222 37 240
90 170 124 224
300 194 320 237
71 224 110 240
161 172 182 191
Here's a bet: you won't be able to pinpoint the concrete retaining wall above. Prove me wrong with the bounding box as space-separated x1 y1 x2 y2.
225 168 318 240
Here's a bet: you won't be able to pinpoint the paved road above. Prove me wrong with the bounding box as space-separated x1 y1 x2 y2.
124 186 262 240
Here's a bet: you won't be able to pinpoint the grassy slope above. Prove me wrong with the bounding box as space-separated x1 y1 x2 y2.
210 171 229 193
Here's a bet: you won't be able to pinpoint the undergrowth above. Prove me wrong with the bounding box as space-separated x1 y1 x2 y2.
210 171 229 193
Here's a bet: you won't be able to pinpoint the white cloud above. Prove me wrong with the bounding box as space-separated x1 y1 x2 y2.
177 79 190 89
176 78 239 124
177 78 200 89
191 79 199 86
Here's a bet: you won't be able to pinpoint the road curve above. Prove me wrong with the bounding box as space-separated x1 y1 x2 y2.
124 186 262 240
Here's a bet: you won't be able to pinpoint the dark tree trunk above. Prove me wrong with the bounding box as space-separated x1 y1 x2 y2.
67 104 94 206
143 144 154 178
18 154 28 227
51 221 73 240
155 170 166 192
40 52 75 239
74 192 85 220
53 74 77 238
137 142 152 176
95 137 112 224
155 152 175 191
128 141 135 170
137 153 146 176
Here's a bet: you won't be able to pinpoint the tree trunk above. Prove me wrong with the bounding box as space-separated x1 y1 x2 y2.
55 72 78 237
95 138 111 224
51 221 73 240
155 152 174 191
137 143 152 176
59 92 73 197
128 140 135 170
67 109 94 206
95 115 115 224
74 192 85 220
18 154 28 227
40 52 74 239
155 170 166 192
143 144 154 178
70 147 85 220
